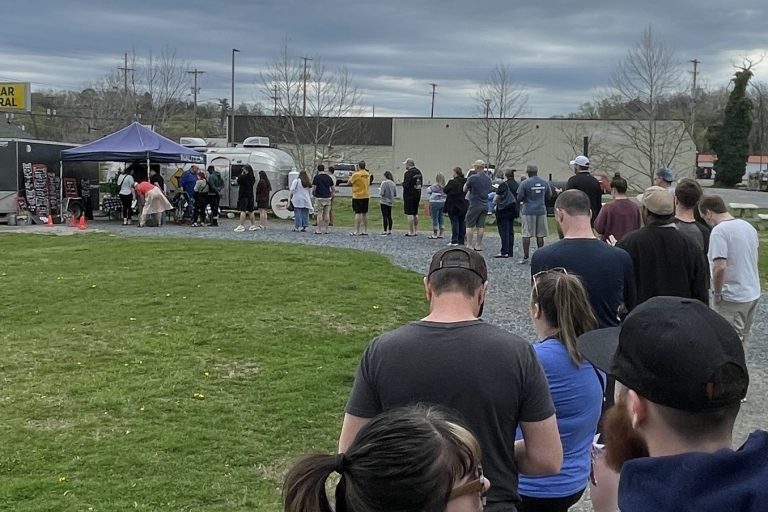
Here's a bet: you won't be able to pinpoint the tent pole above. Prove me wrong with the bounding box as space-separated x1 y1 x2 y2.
59 161 64 223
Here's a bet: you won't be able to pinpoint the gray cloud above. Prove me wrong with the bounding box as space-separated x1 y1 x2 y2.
1 0 766 118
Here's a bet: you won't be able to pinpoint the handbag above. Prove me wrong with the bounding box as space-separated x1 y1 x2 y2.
287 200 294 212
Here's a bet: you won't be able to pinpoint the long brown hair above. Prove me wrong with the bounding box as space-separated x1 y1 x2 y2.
532 270 597 366
299 170 311 188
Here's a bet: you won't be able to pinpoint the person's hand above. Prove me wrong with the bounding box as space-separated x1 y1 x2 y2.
607 235 617 246
714 292 723 304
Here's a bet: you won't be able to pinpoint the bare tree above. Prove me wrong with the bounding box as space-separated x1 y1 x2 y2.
139 46 191 130
464 65 541 173
258 43 364 171
557 122 623 178
606 26 689 184
749 81 768 164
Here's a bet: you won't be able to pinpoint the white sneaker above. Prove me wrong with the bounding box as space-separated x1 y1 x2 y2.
234 225 245 232
248 225 258 231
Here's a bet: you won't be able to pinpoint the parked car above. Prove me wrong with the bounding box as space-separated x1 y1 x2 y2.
332 162 357 186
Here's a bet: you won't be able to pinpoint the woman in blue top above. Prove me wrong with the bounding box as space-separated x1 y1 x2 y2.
519 269 604 512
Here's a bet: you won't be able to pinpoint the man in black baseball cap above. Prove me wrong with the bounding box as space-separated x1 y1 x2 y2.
578 296 767 511
340 247 563 511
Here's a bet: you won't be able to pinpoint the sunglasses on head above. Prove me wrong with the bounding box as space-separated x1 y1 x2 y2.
531 267 568 299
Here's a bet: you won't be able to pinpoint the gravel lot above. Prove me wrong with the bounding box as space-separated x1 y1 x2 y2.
4 218 766 510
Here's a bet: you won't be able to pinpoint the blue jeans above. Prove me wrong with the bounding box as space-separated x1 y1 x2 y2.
496 209 516 256
430 201 445 230
294 207 309 229
448 211 466 244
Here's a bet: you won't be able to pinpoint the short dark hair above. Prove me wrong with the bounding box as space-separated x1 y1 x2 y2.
505 168 516 179
317 164 325 173
645 211 675 223
555 189 591 216
328 166 335 173
428 268 484 298
675 178 703 208
526 164 538 176
699 195 728 215
610 174 628 194
358 160 366 169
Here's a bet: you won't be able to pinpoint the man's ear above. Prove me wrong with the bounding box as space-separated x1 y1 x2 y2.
531 301 541 320
423 276 432 302
628 389 648 430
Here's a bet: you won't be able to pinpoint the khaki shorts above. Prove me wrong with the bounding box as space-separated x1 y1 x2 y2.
714 298 759 344
465 204 487 228
521 215 548 238
314 197 332 216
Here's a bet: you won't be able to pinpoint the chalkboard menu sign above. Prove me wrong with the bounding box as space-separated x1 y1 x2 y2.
64 177 78 198
19 163 61 216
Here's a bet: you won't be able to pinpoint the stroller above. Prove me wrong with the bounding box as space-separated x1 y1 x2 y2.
170 191 191 224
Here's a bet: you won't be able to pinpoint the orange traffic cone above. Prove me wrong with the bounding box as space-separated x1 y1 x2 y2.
46 214 54 227
78 215 87 230
69 214 77 227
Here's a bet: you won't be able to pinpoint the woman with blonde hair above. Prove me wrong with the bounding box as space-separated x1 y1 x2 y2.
518 269 604 512
284 405 489 512
428 172 447 239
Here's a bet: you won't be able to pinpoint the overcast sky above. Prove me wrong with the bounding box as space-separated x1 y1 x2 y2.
1 0 766 118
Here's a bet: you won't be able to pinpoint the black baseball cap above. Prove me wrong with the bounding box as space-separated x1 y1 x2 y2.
428 247 487 282
577 296 748 411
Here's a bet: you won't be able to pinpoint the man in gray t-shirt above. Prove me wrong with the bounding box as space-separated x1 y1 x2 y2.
339 247 562 511
463 159 493 250
516 164 551 263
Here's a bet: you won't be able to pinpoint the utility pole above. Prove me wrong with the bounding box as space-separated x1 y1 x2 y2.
187 68 205 135
690 59 700 145
118 52 133 94
302 56 313 117
430 83 437 118
230 48 240 146
270 84 279 115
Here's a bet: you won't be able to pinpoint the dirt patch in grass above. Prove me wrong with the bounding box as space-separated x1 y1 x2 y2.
214 361 261 380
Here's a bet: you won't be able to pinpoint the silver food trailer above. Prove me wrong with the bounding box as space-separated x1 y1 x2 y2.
178 137 297 219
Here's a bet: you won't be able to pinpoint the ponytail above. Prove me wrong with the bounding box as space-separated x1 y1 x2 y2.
283 454 338 512
533 271 598 367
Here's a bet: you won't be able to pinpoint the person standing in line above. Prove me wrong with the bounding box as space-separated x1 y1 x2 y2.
674 178 711 253
402 158 423 236
348 161 371 236
493 168 519 259
463 159 492 251
566 155 602 226
379 170 397 236
654 167 676 194
116 167 135 225
443 167 468 246
699 194 761 344
234 164 257 232
578 297 766 512
428 172 447 239
339 246 563 512
289 170 313 232
593 174 641 243
255 170 271 230
179 165 198 221
206 165 224 227
192 169 209 227
617 186 708 304
311 164 335 235
517 164 551 264
518 269 604 512
149 167 166 193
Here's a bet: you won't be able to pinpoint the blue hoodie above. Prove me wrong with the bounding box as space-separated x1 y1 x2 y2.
619 430 768 511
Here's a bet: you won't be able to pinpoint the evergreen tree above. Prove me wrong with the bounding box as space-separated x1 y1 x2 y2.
710 66 754 187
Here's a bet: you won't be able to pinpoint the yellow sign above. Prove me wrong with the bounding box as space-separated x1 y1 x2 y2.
0 82 31 112
170 168 183 188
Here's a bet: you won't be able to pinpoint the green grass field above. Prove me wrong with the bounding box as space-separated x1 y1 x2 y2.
0 234 426 511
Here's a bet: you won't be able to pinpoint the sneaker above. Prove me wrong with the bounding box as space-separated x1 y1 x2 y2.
248 225 258 231
380 232 389 236
517 257 529 265
447 242 459 247
494 254 509 258
234 225 245 232
191 223 199 227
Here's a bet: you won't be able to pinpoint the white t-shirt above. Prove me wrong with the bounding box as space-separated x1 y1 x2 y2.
708 218 761 302
117 174 135 195
289 179 313 209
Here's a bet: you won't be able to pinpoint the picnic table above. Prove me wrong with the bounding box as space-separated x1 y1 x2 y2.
728 203 759 218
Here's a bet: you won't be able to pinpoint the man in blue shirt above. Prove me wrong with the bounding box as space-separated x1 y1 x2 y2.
516 164 551 264
463 159 492 251
179 165 199 221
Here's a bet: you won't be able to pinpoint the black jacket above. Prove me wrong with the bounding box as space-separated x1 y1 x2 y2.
444 176 468 216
